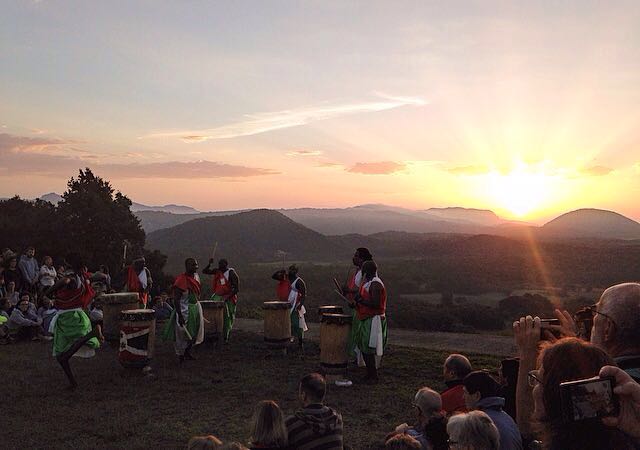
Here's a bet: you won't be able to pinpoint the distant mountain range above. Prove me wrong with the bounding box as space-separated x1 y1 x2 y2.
39 192 200 215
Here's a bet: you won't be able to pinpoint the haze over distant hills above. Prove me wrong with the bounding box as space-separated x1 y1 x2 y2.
39 192 200 215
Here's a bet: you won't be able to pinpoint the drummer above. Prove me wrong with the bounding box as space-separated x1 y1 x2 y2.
46 253 105 389
122 256 153 308
342 248 374 362
161 258 204 363
202 258 239 343
274 265 307 350
352 260 387 384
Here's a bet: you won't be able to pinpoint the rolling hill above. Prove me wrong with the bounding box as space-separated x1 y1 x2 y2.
39 192 200 215
146 209 344 273
541 209 640 240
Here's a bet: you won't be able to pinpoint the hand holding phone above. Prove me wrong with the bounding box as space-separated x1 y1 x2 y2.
560 376 618 422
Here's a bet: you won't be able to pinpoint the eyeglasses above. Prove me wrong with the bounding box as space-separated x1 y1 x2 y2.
582 304 619 329
528 370 542 387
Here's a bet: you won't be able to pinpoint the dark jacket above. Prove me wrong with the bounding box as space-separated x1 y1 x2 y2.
615 355 640 382
285 404 343 450
476 397 523 450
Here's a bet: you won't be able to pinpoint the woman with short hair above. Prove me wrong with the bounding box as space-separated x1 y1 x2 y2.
446 410 499 450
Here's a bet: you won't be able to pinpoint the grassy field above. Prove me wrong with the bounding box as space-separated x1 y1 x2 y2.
2 330 501 449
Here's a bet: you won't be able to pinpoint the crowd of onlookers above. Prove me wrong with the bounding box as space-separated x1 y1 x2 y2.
185 282 640 450
2 246 640 449
0 246 171 344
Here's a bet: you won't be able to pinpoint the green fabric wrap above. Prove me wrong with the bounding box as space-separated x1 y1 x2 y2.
53 310 99 356
352 316 388 355
161 292 201 341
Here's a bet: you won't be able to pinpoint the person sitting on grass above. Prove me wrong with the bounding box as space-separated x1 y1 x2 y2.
187 435 223 449
249 400 289 449
285 373 343 450
8 293 44 341
446 410 500 450
441 354 473 415
387 387 448 450
37 296 57 338
152 293 173 321
462 370 522 450
385 433 422 449
0 297 12 344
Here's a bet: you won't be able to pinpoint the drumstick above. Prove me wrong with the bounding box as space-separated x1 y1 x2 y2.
122 242 128 266
333 277 343 293
334 289 351 304
211 241 218 262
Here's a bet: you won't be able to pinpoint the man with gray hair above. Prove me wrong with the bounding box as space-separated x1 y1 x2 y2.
441 353 472 415
589 282 640 381
388 387 448 450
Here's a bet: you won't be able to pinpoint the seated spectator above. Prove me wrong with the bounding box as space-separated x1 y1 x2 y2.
0 298 11 344
385 433 422 449
285 373 343 450
37 297 57 338
446 411 500 450
462 371 522 450
152 294 173 320
388 387 448 450
6 281 19 306
8 294 44 341
249 400 289 449
4 256 23 294
187 435 223 450
526 338 636 449
18 246 39 296
0 272 6 298
497 358 519 420
38 255 57 300
441 354 472 415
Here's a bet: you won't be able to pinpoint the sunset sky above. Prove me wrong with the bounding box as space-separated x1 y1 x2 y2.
1 1 640 223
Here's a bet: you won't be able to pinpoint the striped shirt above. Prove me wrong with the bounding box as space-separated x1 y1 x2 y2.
285 404 343 450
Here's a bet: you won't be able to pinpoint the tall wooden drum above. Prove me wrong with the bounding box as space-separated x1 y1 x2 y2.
318 305 343 318
98 292 139 341
118 309 156 369
263 301 291 349
320 313 352 375
200 300 224 342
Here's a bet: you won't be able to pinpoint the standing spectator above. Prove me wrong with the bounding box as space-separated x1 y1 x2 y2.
388 387 448 450
4 256 23 294
8 294 44 341
285 373 343 450
38 255 57 300
463 371 522 450
446 411 500 450
18 246 39 296
249 400 289 449
441 354 472 415
527 338 635 449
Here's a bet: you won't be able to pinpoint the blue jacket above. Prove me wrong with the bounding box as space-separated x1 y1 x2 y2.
476 397 523 450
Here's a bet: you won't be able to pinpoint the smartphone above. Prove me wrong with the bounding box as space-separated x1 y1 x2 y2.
560 376 618 422
539 318 561 340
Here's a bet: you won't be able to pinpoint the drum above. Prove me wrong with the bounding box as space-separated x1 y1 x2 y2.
320 313 352 375
318 305 343 317
263 301 291 349
97 292 139 341
118 309 156 369
200 300 224 341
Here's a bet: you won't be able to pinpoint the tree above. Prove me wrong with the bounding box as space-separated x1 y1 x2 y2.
56 168 145 271
0 196 60 258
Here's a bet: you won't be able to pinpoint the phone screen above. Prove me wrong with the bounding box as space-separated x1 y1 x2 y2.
560 377 618 422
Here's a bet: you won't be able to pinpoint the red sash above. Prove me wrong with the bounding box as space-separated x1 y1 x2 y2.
126 266 148 306
173 273 201 296
213 270 237 304
55 272 95 310
276 279 290 302
357 279 386 320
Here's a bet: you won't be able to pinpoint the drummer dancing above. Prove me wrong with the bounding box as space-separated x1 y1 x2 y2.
342 248 373 362
161 258 205 363
202 258 239 343
273 265 307 351
352 260 387 384
122 256 153 308
46 254 105 389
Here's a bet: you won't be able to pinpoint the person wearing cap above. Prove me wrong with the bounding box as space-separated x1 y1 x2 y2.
202 258 239 343
122 256 153 308
387 387 449 450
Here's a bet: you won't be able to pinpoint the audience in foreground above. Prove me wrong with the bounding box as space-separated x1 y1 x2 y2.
249 400 289 450
441 354 472 415
187 435 223 450
387 387 448 450
446 410 500 450
385 433 422 449
462 371 522 449
285 373 343 450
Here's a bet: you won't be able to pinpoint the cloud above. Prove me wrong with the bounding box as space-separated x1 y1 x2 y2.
579 165 613 176
286 149 323 157
315 161 343 168
347 161 406 175
0 133 278 180
142 94 426 143
447 165 491 175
